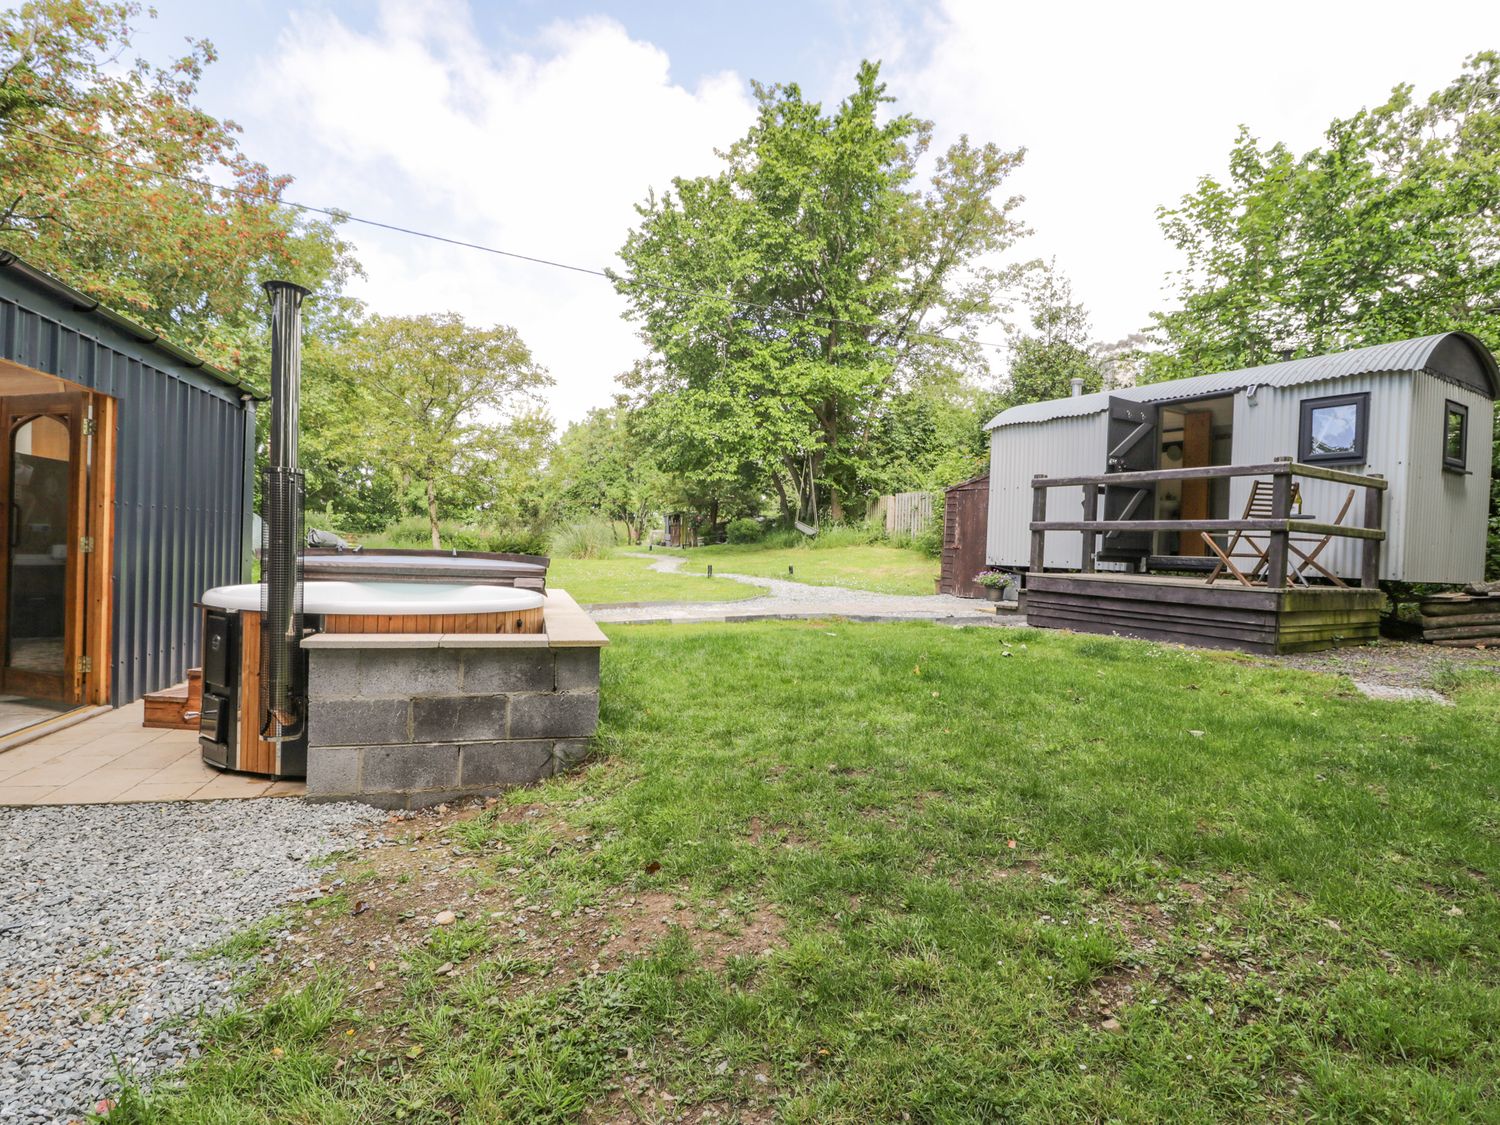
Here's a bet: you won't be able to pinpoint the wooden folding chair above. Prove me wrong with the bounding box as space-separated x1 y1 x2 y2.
1287 488 1356 587
1204 482 1357 587
1201 480 1301 587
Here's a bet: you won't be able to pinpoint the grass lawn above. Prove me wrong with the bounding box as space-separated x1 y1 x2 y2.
547 552 762 606
119 624 1500 1122
668 542 939 596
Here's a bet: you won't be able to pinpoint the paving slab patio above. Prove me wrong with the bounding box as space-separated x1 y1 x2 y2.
0 700 304 805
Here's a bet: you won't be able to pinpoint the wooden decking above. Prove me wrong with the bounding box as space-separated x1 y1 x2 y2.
1026 573 1383 654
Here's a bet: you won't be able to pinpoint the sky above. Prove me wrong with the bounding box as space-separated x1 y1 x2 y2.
130 0 1500 425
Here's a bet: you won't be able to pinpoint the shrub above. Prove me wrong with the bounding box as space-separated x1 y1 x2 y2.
363 517 548 556
810 521 887 548
378 515 441 547
912 518 943 558
726 517 761 544
550 518 617 560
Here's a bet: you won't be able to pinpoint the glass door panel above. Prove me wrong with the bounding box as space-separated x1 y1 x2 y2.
0 395 87 704
7 415 71 679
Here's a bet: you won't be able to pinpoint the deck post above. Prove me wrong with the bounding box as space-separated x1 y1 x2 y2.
1080 483 1098 573
1030 476 1047 575
1266 462 1292 589
1361 475 1384 588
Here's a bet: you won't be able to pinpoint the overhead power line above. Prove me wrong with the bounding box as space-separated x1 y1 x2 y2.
4 123 1018 352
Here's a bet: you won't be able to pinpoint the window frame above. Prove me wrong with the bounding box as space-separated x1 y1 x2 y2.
1442 399 1468 473
1297 391 1370 465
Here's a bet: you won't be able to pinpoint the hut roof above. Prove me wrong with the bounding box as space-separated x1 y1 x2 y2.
0 251 263 399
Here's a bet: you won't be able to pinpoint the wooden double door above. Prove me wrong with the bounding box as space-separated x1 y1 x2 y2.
0 394 93 704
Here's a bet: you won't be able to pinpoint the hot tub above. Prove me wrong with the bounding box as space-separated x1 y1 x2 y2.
196 581 551 781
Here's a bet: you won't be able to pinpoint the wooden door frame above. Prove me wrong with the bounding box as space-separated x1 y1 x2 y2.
0 393 86 702
85 392 116 706
0 389 115 707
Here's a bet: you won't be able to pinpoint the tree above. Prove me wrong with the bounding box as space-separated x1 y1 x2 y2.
544 402 668 545
1001 262 1102 407
614 61 1026 525
337 314 551 548
1148 53 1500 376
1147 52 1500 575
0 0 358 372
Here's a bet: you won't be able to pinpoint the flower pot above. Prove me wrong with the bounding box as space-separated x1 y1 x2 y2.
983 586 1005 602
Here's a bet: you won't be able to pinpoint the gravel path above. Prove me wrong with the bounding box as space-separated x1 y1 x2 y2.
591 553 1013 626
2 799 380 1123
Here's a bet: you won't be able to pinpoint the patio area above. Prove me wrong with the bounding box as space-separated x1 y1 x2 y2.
0 701 304 806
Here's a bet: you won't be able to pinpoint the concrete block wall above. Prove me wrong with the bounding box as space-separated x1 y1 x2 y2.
304 641 601 808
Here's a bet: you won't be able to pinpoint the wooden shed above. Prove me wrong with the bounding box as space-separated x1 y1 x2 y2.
938 473 989 597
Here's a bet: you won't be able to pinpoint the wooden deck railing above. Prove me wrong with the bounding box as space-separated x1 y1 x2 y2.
1029 458 1387 589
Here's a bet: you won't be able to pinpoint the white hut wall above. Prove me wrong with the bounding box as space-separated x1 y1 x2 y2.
1225 373 1411 581
1401 375 1493 584
986 412 1107 569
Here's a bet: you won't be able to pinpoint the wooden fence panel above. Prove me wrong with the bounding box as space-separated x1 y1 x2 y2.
883 491 935 537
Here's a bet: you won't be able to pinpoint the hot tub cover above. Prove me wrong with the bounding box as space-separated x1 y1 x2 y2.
300 550 547 589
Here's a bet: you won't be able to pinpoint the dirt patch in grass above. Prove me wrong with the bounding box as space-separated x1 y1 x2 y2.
596 892 785 971
261 800 788 1023
984 858 1044 882
587 1090 778 1124
1072 964 1153 1025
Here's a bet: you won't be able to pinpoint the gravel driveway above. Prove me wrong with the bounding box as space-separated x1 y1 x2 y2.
2 799 378 1124
589 554 1011 626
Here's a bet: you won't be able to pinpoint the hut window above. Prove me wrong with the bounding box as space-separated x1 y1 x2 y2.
1443 400 1468 472
1298 392 1369 464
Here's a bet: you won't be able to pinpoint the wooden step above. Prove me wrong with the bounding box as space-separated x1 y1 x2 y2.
143 667 203 730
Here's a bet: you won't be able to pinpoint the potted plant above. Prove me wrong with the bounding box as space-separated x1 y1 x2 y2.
974 571 1013 602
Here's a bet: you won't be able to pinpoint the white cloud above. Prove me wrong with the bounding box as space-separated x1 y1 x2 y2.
875 0 1499 350
245 0 755 423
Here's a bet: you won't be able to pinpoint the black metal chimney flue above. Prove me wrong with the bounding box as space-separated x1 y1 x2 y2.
261 281 309 741
267 281 307 473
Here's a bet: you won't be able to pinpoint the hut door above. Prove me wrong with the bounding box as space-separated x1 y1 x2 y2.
1101 397 1155 561
0 394 89 704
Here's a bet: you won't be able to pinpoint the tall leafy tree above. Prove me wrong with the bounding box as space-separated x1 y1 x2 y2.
544 402 668 545
1148 52 1500 376
1147 52 1500 575
336 314 552 548
614 61 1026 524
1002 262 1102 407
0 0 357 371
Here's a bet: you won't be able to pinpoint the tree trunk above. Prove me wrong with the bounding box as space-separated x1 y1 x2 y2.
772 473 792 526
829 485 844 523
426 478 440 549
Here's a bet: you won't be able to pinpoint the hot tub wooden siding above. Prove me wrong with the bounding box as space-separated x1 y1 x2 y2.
322 608 545 635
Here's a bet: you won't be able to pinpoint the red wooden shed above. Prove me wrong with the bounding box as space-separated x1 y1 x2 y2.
939 473 990 598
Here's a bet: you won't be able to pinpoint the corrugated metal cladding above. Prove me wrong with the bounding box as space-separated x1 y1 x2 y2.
0 269 255 705
1403 376 1493 583
987 413 1106 569
1227 374 1412 581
